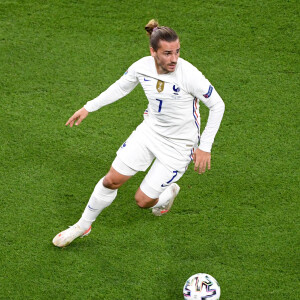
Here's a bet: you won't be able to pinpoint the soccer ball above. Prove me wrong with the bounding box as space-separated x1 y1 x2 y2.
183 273 221 299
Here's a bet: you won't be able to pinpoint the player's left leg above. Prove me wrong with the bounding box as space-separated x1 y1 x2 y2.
135 159 184 216
135 183 180 216
52 158 136 248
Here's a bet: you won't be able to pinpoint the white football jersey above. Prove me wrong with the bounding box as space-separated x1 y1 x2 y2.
84 56 225 152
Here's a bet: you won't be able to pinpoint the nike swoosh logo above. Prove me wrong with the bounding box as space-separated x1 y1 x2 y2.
144 78 151 81
88 205 99 211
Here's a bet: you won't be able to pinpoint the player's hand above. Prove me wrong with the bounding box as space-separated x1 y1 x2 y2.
65 107 89 127
193 148 211 174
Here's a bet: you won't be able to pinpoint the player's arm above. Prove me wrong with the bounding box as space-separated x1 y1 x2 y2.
198 88 225 150
186 67 225 173
66 65 139 127
193 87 225 174
83 74 139 112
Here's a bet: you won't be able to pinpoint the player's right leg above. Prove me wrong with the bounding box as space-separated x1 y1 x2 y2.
52 162 133 248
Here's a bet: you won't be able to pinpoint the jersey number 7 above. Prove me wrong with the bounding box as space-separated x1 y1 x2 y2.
156 99 163 112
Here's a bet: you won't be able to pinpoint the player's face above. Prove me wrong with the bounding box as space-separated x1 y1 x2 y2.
150 39 180 74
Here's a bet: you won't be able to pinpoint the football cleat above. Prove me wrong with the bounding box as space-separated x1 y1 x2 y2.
152 183 180 216
52 224 91 247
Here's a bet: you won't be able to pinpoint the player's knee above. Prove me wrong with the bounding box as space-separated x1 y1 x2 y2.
135 194 149 208
135 189 157 209
103 175 121 189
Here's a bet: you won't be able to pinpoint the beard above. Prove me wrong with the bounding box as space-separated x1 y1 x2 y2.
154 56 177 74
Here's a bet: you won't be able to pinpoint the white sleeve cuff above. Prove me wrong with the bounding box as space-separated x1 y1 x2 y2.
84 102 97 112
198 141 212 153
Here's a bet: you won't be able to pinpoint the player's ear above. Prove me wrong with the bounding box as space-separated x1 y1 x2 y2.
150 47 156 57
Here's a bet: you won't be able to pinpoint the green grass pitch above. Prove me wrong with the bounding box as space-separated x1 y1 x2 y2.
0 0 299 299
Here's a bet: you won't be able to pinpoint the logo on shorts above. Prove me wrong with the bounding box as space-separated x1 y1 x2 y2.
156 80 164 93
121 142 127 148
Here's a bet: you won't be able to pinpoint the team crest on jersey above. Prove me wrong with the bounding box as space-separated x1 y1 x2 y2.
173 85 180 95
156 80 164 93
173 85 180 93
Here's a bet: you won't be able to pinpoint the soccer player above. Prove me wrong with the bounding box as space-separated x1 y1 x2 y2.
53 20 225 247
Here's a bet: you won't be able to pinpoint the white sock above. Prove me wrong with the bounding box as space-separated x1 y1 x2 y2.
77 178 117 230
152 184 176 208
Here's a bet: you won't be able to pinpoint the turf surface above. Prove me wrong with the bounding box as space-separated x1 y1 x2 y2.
1 0 299 299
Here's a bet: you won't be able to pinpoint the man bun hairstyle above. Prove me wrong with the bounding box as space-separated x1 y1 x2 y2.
145 19 178 51
145 19 159 36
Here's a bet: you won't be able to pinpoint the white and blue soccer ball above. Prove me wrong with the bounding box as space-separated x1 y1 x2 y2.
183 273 221 300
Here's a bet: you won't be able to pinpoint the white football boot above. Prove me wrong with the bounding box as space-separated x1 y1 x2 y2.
52 224 91 247
152 183 180 216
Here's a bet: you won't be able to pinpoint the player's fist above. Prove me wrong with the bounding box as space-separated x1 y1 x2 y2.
65 107 89 127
